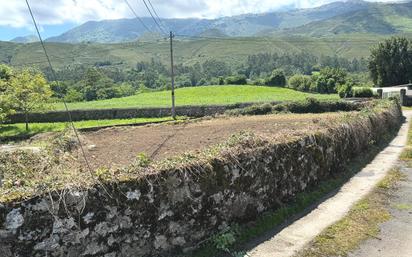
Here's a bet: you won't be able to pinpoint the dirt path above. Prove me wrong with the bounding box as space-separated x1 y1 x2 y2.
246 111 412 257
80 113 340 169
348 163 412 257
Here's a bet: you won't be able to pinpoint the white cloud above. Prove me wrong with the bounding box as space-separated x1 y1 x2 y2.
0 0 130 28
0 0 404 28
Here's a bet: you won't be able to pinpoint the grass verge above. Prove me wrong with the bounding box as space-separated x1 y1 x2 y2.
400 119 412 160
296 113 411 257
0 117 178 140
296 169 405 257
185 138 396 257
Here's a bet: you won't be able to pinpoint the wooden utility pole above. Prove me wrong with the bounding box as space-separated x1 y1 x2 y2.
169 31 176 119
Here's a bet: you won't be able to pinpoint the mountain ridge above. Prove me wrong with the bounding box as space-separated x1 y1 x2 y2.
45 0 373 43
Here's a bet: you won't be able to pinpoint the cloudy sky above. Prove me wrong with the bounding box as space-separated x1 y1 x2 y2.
0 0 402 40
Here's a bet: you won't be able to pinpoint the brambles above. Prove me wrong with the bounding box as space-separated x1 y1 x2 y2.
48 128 78 154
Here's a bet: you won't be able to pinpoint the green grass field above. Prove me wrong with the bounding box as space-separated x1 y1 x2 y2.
0 117 175 139
54 85 339 110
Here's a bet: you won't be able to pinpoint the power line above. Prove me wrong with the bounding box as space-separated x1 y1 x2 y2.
24 0 95 178
141 0 167 35
123 0 152 33
146 0 169 31
174 34 381 43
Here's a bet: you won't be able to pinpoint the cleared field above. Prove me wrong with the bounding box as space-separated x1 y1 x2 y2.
80 112 343 169
54 85 339 110
0 117 175 139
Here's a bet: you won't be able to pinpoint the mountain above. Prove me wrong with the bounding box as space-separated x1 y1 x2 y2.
279 2 412 36
10 35 39 43
46 0 370 43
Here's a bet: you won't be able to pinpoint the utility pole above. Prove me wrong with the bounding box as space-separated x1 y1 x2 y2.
169 31 176 119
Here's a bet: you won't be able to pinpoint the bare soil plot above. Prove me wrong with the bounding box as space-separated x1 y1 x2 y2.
80 113 343 169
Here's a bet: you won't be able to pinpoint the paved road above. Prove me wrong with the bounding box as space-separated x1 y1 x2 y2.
247 111 412 257
348 163 412 257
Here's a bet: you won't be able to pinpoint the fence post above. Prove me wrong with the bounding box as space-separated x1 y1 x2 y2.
400 89 406 106
377 89 383 99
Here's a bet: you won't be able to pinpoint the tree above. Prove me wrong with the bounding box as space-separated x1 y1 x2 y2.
266 69 286 87
81 68 117 101
312 67 347 93
369 37 412 87
336 80 356 98
6 69 52 131
288 74 312 92
225 75 247 85
0 89 13 125
0 65 14 124
202 60 231 79
64 88 84 102
0 64 12 81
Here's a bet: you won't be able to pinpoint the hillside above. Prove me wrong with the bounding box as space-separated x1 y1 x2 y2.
10 35 39 43
282 2 412 36
46 1 370 43
0 34 384 71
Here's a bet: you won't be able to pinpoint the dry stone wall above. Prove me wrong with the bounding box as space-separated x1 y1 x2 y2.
0 101 403 257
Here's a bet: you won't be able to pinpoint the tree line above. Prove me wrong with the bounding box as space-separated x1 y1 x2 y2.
1 36 409 127
38 52 369 103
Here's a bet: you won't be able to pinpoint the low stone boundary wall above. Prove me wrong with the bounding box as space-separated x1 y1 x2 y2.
0 101 403 257
7 102 275 124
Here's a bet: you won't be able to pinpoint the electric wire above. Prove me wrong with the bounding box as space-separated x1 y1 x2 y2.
123 0 152 33
25 0 95 178
141 0 167 35
146 0 169 31
174 34 381 43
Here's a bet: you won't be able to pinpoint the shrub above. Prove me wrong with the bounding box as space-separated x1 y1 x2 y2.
352 87 373 98
197 78 209 86
266 69 286 87
115 83 136 98
225 103 273 116
288 74 312 92
64 89 84 102
252 78 266 86
337 83 353 98
225 75 247 85
210 76 225 85
176 76 192 88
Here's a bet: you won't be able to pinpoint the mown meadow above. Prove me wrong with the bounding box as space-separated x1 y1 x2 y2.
53 85 339 110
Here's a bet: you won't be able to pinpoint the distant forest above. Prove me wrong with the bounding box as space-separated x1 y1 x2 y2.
42 51 368 102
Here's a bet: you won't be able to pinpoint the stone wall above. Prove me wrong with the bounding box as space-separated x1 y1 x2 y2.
0 101 403 257
7 102 268 124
